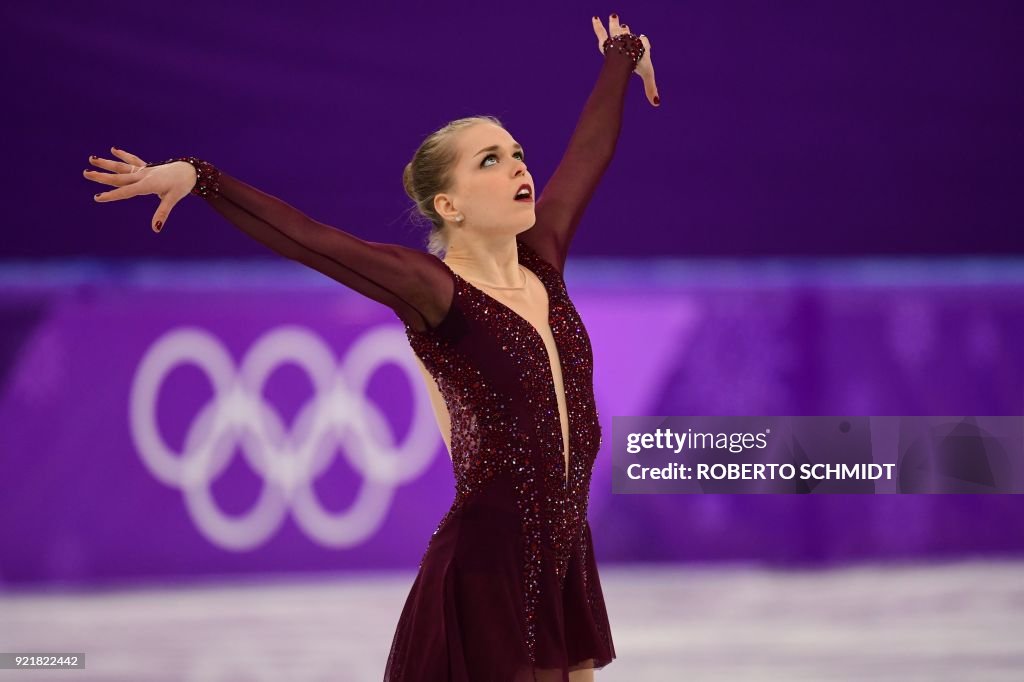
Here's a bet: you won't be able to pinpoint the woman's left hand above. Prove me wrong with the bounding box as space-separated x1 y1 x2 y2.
592 13 659 107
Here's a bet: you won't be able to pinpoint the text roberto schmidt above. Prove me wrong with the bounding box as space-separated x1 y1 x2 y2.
624 428 895 481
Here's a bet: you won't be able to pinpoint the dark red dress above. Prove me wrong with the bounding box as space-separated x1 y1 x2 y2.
171 41 638 682
389 236 613 681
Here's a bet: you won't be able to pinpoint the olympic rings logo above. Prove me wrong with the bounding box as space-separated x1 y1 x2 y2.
129 325 439 551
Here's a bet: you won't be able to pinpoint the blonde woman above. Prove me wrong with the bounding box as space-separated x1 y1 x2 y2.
84 14 658 681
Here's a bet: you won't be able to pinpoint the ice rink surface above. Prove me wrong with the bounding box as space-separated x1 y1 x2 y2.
2 558 1022 681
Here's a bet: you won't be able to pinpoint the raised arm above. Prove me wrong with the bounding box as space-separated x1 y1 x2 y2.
187 160 451 331
87 152 452 333
519 26 654 273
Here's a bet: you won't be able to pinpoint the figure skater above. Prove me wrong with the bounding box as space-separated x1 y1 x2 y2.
83 14 659 681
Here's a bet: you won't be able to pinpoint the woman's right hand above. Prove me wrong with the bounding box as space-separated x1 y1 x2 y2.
83 147 197 232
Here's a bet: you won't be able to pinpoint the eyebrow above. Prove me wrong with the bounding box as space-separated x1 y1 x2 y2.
474 143 524 157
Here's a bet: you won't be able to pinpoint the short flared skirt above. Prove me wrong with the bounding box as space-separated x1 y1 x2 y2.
383 484 615 681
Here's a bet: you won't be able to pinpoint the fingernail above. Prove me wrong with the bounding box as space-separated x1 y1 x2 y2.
593 16 598 20
654 95 660 105
155 221 162 232
611 13 618 19
94 193 101 199
89 155 97 159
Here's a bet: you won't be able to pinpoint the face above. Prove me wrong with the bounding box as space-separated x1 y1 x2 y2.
435 123 536 238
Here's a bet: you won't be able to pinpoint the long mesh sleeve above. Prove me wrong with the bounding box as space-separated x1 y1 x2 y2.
519 36 640 273
156 159 453 332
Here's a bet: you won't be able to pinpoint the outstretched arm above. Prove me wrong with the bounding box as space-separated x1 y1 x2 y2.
86 151 452 332
520 16 657 273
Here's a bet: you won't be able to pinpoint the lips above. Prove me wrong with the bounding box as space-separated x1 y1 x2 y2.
513 183 533 202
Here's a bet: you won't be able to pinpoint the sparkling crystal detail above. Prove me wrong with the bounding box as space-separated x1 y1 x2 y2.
602 32 645 69
404 238 604 664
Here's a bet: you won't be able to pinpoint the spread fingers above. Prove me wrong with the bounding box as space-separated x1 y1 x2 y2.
83 167 142 186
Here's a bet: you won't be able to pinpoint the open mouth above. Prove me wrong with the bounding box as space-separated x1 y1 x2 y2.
514 184 533 202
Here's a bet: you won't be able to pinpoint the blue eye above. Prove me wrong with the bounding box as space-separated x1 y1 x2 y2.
482 151 525 167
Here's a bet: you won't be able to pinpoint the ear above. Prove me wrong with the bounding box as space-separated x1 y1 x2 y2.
434 192 459 222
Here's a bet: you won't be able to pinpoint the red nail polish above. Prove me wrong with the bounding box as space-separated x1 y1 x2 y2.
654 95 660 105
90 155 97 159
611 13 618 19
156 221 162 231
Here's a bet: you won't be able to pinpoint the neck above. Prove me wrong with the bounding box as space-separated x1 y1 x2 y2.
444 236 524 289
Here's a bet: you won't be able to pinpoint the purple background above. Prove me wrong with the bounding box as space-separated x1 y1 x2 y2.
4 0 1023 258
2 270 1024 587
2 2 1024 588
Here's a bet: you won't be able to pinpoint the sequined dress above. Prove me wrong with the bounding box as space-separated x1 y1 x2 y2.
162 37 640 682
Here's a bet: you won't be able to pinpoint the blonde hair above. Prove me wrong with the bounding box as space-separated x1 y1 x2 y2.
402 115 504 257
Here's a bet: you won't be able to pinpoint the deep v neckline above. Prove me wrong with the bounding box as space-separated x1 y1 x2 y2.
439 241 571 489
